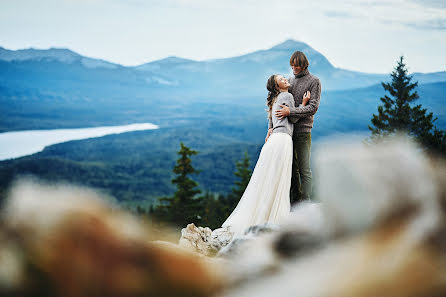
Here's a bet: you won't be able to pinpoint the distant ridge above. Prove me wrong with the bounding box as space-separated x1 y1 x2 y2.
0 47 118 69
1 40 446 90
0 47 80 62
0 39 444 136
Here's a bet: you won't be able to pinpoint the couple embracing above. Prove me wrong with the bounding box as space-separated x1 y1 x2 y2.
221 51 321 237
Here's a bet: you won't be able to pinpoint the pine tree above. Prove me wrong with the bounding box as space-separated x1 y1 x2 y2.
232 151 252 198
368 56 446 155
200 191 227 229
226 151 252 213
156 142 202 227
136 205 146 216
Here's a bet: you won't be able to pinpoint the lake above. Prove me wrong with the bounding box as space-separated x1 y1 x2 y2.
0 123 159 161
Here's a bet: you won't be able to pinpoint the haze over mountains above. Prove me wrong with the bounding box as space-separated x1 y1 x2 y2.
1 39 445 133
1 40 445 93
0 39 445 206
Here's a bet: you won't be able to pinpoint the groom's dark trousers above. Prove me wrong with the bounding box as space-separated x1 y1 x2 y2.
290 131 312 203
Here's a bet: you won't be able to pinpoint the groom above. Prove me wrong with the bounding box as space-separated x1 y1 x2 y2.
267 51 321 203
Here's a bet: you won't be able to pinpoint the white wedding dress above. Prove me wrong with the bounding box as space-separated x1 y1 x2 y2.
221 131 293 238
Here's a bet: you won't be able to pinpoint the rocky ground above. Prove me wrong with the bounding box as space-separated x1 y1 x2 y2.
1 136 445 297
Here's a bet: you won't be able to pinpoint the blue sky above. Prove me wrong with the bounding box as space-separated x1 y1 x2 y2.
0 0 445 73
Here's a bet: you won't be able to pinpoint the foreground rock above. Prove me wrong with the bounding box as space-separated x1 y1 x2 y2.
183 137 446 297
0 180 223 297
179 221 283 257
179 224 230 256
1 136 445 297
218 137 446 297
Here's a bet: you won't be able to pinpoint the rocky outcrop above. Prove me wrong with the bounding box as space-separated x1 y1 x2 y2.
179 224 233 256
1 136 446 297
179 201 325 258
0 179 223 297
183 137 446 297
219 137 446 297
179 222 282 257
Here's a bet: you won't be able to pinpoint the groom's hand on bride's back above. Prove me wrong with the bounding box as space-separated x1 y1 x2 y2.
275 105 290 120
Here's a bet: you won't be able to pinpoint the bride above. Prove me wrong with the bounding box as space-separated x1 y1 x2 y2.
221 74 310 237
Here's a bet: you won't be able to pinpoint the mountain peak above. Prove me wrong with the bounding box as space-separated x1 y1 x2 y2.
46 47 79 55
135 55 196 71
157 56 196 64
0 46 80 63
271 39 310 50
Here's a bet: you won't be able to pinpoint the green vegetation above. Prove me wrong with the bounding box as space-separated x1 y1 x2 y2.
369 56 446 155
149 143 253 229
231 151 252 198
0 125 260 209
1 53 445 223
224 151 252 214
152 143 202 227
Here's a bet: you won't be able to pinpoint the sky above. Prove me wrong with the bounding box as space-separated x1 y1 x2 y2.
0 0 445 73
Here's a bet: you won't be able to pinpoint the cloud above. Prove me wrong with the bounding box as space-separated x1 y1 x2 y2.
323 10 356 19
405 18 446 30
1 0 445 73
410 0 446 9
349 0 446 31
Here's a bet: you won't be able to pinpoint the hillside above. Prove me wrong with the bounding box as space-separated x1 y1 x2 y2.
1 80 444 207
0 125 262 207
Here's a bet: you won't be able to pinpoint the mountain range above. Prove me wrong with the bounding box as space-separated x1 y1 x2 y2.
0 39 445 206
1 39 445 133
2 40 446 93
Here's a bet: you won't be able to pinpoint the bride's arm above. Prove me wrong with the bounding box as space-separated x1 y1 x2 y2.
265 125 273 142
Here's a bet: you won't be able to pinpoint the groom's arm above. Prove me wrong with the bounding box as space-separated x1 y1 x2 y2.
281 93 299 124
287 97 299 124
289 79 321 120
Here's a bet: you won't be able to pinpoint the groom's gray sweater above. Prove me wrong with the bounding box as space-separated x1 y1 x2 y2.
288 69 322 133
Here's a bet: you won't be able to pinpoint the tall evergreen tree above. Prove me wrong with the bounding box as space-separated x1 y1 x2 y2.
156 142 202 227
200 191 228 229
226 151 252 212
232 151 252 198
368 56 445 155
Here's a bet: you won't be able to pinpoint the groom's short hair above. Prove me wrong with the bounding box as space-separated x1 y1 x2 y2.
290 51 309 70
